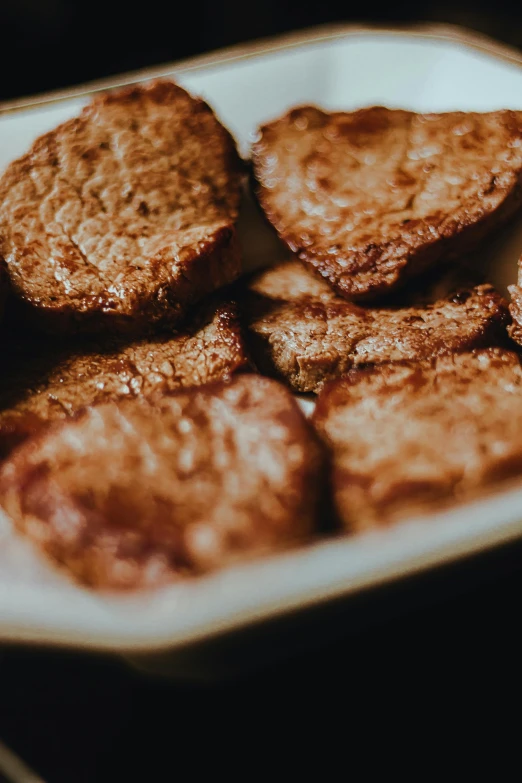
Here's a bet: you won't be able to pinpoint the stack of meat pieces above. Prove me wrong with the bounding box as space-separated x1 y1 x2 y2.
1 85 522 589
249 104 522 531
0 81 324 589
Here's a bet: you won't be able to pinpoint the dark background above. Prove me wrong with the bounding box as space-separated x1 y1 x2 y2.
0 1 522 101
1 2 522 779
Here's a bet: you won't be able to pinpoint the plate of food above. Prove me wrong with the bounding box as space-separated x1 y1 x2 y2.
1 22 522 671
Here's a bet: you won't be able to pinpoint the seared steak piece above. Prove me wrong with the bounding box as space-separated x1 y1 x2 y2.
313 348 522 531
0 80 242 335
0 376 323 589
247 257 338 305
0 298 249 458
243 259 509 392
252 106 522 300
508 262 522 345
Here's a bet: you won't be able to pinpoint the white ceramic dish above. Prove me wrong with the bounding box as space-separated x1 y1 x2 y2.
1 23 522 660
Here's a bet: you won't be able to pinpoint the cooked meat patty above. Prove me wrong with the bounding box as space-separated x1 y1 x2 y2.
0 298 249 459
247 257 338 304
252 106 522 300
0 376 323 589
508 263 522 345
313 348 522 531
0 80 243 335
243 259 509 392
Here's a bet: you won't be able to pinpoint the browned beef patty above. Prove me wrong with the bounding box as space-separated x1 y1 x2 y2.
313 348 522 531
252 106 522 300
243 259 509 392
0 80 243 334
0 298 249 458
0 376 323 589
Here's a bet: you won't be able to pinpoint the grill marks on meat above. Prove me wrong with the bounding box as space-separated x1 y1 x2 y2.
0 80 243 334
313 348 522 531
252 106 522 300
0 376 323 589
0 299 249 459
243 259 509 392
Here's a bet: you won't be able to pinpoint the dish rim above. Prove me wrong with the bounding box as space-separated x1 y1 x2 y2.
1 21 522 115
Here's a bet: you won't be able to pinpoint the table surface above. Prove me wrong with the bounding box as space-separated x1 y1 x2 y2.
1 538 521 781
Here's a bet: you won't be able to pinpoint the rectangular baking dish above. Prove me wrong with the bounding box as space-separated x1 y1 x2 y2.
1 22 522 660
